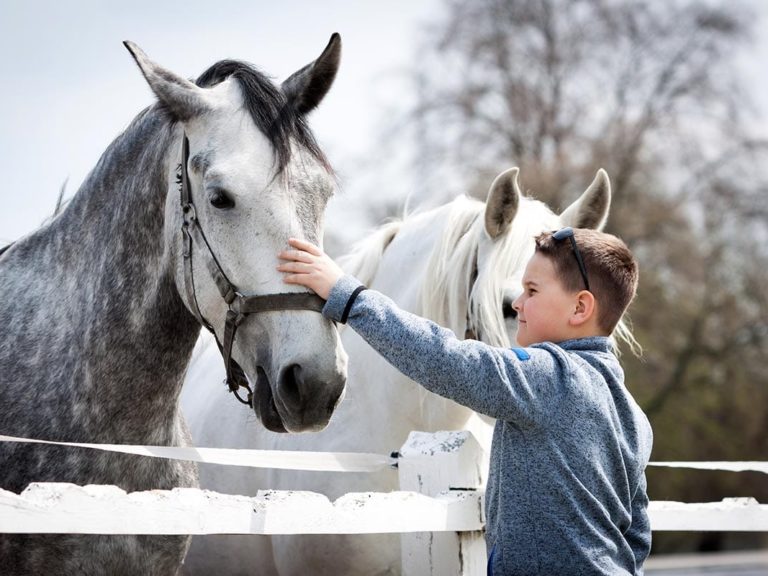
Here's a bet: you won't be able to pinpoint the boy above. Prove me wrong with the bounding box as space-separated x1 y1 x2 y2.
277 227 653 575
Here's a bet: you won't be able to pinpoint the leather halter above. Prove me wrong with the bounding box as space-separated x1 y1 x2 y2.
179 135 325 407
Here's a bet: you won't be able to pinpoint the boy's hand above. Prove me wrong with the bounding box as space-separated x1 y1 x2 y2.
277 238 344 300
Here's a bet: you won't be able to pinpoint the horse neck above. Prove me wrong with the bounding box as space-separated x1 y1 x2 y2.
4 107 199 442
366 203 467 311
357 203 479 431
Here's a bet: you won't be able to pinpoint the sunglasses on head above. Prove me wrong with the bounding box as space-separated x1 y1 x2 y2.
552 227 590 291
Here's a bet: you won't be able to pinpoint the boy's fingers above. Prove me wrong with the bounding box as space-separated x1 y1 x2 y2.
277 262 312 273
288 237 322 257
278 249 313 263
282 274 316 290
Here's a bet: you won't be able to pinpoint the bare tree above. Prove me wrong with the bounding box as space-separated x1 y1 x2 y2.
409 0 758 204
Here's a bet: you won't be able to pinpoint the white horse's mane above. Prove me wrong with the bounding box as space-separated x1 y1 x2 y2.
337 220 403 285
339 195 557 346
420 195 560 348
338 194 640 355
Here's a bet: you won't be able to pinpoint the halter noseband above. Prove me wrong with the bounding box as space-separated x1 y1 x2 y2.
179 135 325 407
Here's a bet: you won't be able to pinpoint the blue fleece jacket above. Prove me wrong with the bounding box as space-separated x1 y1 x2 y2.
323 275 654 576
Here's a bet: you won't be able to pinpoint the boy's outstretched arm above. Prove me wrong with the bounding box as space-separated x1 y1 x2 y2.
277 238 344 299
278 238 564 426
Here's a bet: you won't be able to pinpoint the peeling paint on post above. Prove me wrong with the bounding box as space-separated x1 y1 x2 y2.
398 430 487 576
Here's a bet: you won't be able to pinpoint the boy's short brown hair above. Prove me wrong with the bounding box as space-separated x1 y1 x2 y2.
535 229 638 334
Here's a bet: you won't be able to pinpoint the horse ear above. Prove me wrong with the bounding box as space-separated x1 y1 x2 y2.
484 167 522 239
282 33 341 115
559 168 612 230
123 41 209 121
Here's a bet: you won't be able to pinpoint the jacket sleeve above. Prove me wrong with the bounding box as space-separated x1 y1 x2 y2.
323 275 569 427
625 474 652 574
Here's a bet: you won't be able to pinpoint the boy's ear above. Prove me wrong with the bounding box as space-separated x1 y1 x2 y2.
570 290 597 327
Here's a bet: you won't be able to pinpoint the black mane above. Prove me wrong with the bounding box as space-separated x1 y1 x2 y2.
196 60 330 173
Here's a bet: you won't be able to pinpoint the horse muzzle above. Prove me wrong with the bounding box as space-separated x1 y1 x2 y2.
253 361 346 433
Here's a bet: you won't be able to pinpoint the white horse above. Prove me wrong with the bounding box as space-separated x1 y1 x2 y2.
180 167 613 575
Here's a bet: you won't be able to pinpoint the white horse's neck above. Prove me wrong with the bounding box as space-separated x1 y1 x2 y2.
342 203 481 434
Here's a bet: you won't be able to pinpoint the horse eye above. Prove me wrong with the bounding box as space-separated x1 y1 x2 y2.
502 301 517 320
209 189 235 210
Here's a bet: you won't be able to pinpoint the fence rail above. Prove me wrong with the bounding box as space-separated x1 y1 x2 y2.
1 430 766 576
0 483 483 535
2 485 766 535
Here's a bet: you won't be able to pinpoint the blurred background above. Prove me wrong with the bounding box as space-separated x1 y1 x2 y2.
2 0 767 562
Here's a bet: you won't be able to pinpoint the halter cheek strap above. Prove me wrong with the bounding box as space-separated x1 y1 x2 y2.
179 135 326 407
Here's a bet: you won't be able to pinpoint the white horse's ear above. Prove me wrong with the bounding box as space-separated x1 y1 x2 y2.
559 168 612 230
484 167 522 239
282 33 341 115
123 41 209 121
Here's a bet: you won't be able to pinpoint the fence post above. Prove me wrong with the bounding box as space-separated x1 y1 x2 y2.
398 430 487 576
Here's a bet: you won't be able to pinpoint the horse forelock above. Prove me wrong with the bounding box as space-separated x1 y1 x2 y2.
470 197 560 347
195 60 331 176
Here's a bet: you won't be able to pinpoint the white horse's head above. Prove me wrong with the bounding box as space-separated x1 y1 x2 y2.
423 167 612 348
126 37 347 433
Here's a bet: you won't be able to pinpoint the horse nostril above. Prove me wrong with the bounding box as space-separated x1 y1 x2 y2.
503 301 517 320
278 364 303 409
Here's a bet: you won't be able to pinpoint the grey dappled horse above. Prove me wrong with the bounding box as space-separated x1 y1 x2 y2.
0 36 347 575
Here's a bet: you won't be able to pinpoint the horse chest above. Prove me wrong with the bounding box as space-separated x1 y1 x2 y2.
0 533 190 576
0 442 197 493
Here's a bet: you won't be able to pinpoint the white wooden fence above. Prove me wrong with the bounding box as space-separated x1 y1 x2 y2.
1 430 767 576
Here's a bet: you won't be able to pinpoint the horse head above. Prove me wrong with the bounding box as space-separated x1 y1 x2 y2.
125 37 347 433
424 167 612 349
477 167 612 346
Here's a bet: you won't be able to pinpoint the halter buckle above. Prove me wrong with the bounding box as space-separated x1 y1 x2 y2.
181 202 197 225
223 287 237 306
228 292 246 314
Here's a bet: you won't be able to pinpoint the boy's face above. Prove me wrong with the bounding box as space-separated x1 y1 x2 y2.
512 252 579 347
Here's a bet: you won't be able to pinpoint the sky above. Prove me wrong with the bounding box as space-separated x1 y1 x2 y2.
1 0 766 248
0 0 439 245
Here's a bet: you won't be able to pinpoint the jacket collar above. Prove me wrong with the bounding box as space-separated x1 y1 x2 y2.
548 336 613 353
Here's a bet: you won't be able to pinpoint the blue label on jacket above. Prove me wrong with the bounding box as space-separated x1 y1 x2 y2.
511 347 531 361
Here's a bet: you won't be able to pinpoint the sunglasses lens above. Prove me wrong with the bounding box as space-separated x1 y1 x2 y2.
552 227 574 241
552 227 589 290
